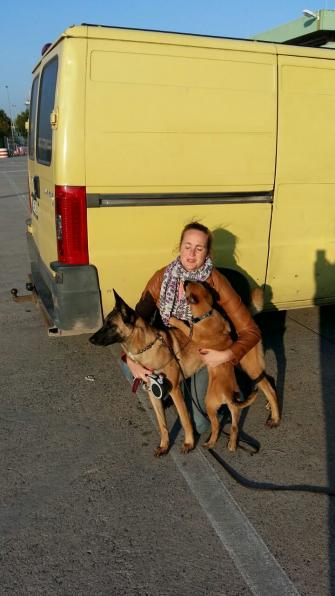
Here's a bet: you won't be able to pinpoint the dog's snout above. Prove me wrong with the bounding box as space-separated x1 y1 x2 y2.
89 330 103 344
89 322 111 345
89 320 124 347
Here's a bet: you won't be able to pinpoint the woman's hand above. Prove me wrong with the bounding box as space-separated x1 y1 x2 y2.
126 357 152 382
199 348 234 368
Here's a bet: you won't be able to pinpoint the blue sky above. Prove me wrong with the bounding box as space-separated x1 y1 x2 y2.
0 0 328 118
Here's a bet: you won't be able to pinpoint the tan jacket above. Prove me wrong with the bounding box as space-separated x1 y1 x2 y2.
137 266 261 365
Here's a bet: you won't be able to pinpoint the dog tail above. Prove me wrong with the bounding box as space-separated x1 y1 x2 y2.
235 389 258 410
250 287 264 315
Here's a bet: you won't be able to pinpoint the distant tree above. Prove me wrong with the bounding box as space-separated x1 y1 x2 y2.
0 109 11 137
15 109 29 137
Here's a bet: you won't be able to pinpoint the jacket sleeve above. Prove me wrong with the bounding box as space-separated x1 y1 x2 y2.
135 268 165 321
211 269 261 364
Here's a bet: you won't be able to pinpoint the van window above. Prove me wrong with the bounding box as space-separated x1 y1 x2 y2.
36 57 58 165
28 76 39 160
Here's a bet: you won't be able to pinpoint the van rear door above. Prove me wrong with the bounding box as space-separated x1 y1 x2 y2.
28 74 39 241
267 49 335 308
27 51 59 316
34 55 59 269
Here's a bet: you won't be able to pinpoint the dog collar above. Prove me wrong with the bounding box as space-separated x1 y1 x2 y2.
191 309 213 324
121 333 163 361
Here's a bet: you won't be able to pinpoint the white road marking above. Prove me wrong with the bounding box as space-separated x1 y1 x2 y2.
1 159 300 594
2 170 29 214
0 169 27 173
138 392 301 596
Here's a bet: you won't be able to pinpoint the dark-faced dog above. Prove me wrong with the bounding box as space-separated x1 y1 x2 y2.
170 281 280 450
90 290 204 456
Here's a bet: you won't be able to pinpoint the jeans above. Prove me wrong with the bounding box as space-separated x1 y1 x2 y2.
181 366 210 433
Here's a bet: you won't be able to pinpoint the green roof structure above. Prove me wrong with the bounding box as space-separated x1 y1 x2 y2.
254 9 335 48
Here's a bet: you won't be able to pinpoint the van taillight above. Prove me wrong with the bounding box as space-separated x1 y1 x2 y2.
55 185 89 265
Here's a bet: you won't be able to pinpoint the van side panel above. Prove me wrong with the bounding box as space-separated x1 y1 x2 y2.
26 27 335 331
85 39 276 192
85 37 277 312
267 55 335 308
87 203 272 313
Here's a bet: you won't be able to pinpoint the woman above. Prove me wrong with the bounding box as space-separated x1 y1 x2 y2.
125 222 261 433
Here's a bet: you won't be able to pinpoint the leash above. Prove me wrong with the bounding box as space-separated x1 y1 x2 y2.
123 326 194 390
155 311 335 496
122 326 192 365
164 337 258 454
149 326 194 372
164 311 266 454
208 448 335 497
191 378 259 455
163 340 335 493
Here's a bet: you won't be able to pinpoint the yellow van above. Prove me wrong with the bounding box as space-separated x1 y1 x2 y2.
27 24 335 334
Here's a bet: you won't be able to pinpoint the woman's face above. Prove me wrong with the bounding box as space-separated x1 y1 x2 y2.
180 229 209 272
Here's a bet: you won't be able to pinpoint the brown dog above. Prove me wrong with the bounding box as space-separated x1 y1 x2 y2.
90 290 205 456
170 281 280 450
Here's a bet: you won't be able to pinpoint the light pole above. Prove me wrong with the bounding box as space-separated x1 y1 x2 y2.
5 85 15 146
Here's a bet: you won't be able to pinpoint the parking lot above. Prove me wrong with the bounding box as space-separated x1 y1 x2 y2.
1 156 335 595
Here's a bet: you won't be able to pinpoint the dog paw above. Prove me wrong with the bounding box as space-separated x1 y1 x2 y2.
202 440 215 449
228 440 237 452
154 446 169 457
180 442 194 454
168 316 179 327
265 418 280 428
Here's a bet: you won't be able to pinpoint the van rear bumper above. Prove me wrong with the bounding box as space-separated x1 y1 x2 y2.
27 229 103 334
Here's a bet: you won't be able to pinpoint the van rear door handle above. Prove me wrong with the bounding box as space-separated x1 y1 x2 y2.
33 176 40 199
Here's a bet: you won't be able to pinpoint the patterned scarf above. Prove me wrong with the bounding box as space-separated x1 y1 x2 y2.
159 256 213 325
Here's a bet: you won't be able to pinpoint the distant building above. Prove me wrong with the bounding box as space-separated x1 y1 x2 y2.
253 9 335 48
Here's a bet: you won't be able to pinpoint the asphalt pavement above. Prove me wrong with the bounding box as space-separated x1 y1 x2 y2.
1 156 335 596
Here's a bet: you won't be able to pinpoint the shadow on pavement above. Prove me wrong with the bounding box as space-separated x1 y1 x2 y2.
314 250 335 594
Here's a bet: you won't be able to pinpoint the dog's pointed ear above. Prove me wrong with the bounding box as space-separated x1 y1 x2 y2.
113 289 136 324
202 281 219 305
113 289 124 307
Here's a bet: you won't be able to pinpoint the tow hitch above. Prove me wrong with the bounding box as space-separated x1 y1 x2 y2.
11 282 35 303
